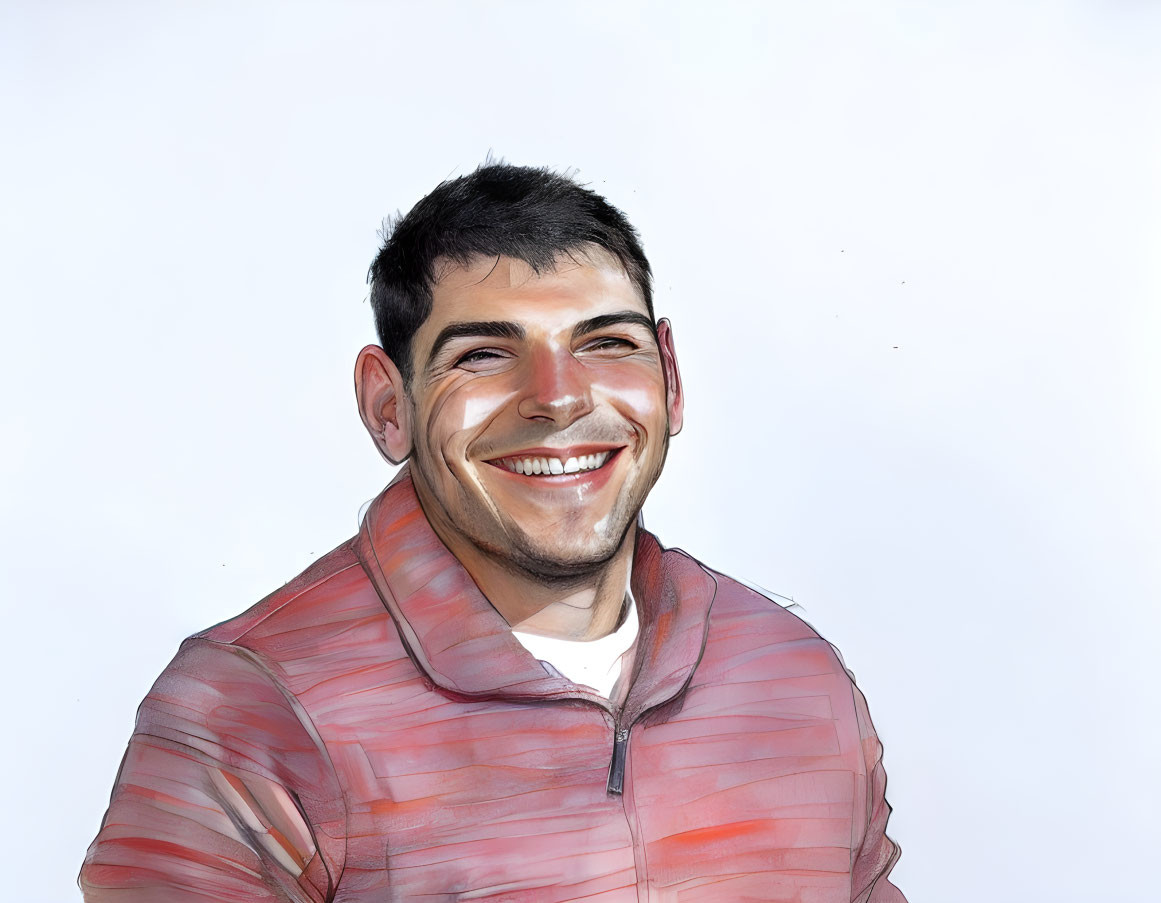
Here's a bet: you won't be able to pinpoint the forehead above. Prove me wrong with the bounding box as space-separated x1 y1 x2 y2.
423 249 647 334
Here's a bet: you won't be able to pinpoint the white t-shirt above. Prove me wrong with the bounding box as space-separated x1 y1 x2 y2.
511 593 639 698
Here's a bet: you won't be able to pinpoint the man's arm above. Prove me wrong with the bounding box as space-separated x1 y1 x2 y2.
849 679 907 903
80 639 346 902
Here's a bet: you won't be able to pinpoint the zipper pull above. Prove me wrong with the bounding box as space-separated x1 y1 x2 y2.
607 727 630 795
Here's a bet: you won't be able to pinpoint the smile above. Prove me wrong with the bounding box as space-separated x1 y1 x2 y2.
486 446 623 478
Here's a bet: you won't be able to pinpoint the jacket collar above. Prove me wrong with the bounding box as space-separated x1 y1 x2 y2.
355 469 717 721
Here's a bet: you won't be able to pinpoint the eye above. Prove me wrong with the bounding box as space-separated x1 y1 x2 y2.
453 347 512 370
579 336 638 354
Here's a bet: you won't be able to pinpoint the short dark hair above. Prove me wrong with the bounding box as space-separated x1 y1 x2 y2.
368 162 654 385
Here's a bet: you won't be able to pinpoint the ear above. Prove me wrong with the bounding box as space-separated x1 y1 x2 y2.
355 345 413 464
656 319 684 436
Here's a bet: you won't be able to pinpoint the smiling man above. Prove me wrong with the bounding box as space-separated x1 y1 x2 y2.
81 164 906 902
358 249 679 642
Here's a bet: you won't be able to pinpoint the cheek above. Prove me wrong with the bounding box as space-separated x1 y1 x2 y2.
423 384 515 452
459 392 509 432
592 371 668 431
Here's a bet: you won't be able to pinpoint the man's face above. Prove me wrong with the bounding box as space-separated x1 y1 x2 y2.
402 250 682 580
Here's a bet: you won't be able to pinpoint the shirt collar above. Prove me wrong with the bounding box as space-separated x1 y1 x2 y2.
354 467 718 720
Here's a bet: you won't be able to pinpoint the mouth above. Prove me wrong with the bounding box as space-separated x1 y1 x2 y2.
485 445 624 479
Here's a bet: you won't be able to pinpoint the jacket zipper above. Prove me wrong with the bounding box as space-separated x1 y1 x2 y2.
606 715 648 897
607 723 630 794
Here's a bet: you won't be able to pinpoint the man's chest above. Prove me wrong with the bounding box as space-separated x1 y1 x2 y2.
304 655 864 902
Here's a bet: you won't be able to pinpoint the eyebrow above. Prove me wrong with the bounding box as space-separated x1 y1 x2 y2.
426 320 526 369
423 311 657 373
571 311 658 341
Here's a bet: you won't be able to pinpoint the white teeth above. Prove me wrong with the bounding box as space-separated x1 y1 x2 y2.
502 450 612 476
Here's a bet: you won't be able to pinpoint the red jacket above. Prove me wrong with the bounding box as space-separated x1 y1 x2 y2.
81 474 905 901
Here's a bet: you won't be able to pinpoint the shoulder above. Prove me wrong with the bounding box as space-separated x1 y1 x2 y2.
132 534 398 760
193 535 390 656
136 536 377 728
675 558 888 768
702 564 820 641
677 555 861 693
147 533 411 718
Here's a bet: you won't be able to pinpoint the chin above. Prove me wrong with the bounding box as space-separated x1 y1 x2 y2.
503 521 633 581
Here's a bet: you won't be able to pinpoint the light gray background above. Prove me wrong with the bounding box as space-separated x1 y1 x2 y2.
2 2 1158 900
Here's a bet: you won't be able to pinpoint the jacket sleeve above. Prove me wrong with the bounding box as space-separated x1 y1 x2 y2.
79 638 347 902
849 680 907 903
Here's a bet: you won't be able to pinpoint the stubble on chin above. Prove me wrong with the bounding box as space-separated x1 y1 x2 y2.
497 518 636 583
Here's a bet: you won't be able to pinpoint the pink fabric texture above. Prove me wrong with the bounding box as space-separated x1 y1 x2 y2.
81 473 905 901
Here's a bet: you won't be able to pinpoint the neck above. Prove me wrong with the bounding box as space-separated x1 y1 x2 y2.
420 515 635 644
461 533 636 641
503 539 634 640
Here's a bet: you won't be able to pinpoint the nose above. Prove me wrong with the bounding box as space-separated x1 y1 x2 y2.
517 345 595 426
